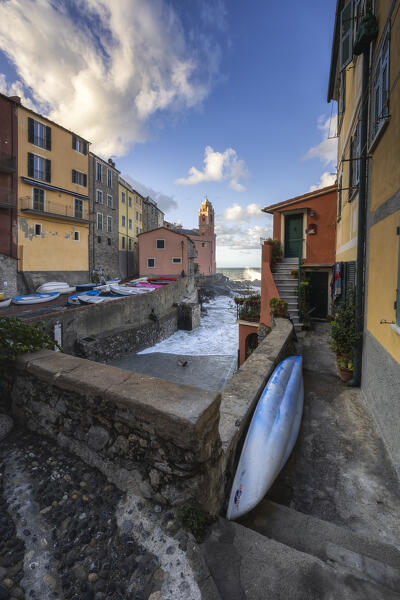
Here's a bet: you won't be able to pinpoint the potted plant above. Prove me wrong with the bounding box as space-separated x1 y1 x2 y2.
269 297 288 318
329 295 360 382
291 269 298 279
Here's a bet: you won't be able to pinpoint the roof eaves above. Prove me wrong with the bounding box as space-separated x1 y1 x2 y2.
327 0 341 102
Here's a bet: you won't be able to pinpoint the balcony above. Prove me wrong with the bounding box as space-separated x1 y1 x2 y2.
19 196 88 223
235 294 261 323
0 150 16 173
0 187 16 208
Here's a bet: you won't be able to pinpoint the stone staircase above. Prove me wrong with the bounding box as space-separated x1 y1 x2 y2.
271 257 302 329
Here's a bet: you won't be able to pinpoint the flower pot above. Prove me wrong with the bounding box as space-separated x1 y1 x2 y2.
336 359 353 382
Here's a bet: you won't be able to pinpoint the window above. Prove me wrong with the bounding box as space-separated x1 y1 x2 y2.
107 216 112 232
340 1 353 71
121 236 125 249
107 194 113 208
147 258 155 268
97 213 103 231
107 169 112 187
201 242 206 248
122 215 126 227
28 117 51 150
172 257 181 263
139 213 142 221
129 196 132 207
136 226 139 235
129 238 132 250
97 236 101 243
72 169 87 187
370 27 390 144
72 136 87 154
107 238 111 246
34 223 42 236
74 198 83 219
156 239 165 249
129 218 132 230
74 231 80 241
121 191 126 204
349 117 361 194
136 211 139 220
338 172 343 218
33 188 45 211
28 153 51 182
96 162 102 182
96 190 103 204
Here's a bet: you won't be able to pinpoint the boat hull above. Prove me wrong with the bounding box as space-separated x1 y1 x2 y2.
226 355 303 521
12 292 60 305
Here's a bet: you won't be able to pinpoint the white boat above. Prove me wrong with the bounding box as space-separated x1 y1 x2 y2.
0 298 12 308
226 356 304 521
110 284 151 296
12 292 60 305
37 281 71 292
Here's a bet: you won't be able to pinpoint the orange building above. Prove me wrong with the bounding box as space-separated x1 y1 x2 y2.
138 227 197 278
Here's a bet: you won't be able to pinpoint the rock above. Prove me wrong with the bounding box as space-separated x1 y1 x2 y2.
0 415 13 442
88 573 98 583
149 470 161 488
108 436 129 456
2 579 13 589
43 575 57 590
87 426 110 451
148 592 160 600
0 584 9 600
72 563 87 581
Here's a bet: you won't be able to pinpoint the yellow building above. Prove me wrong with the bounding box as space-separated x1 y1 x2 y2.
118 177 143 278
16 100 90 286
328 0 400 466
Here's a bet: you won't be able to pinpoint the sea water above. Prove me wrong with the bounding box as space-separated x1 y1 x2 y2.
216 267 261 281
139 294 238 356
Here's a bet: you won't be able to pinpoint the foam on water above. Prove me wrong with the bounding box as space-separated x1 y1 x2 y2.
139 294 238 356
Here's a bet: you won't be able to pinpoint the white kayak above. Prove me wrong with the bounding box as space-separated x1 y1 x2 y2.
37 281 71 292
110 284 152 296
226 355 304 520
0 298 12 308
12 292 60 305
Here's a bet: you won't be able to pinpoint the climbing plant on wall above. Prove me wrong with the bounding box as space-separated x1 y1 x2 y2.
0 317 59 363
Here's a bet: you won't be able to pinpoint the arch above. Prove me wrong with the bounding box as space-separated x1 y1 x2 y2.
245 332 259 358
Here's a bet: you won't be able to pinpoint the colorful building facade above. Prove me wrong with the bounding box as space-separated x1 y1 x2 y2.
118 177 143 278
138 226 196 278
328 0 400 467
16 100 90 289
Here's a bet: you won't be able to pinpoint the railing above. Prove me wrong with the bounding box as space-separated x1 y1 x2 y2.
19 196 86 220
0 188 16 207
297 254 302 321
0 150 16 173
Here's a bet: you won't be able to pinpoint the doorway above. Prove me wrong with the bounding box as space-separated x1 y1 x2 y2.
308 271 329 319
284 214 303 258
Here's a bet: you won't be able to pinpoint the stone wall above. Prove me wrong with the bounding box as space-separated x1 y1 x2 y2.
17 277 196 358
0 253 18 297
5 350 222 510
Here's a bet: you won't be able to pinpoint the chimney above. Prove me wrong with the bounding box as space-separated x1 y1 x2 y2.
10 96 21 104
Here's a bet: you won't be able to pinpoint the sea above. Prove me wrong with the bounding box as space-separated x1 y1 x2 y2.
216 267 261 282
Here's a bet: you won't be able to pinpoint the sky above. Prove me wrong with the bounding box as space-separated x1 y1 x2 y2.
0 0 338 267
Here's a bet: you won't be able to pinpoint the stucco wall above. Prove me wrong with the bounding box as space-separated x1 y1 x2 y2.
139 228 192 277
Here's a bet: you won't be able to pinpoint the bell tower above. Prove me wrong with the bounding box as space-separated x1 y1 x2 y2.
198 197 215 237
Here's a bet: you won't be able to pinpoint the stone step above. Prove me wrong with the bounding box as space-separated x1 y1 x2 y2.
280 258 299 264
240 500 400 594
201 517 400 600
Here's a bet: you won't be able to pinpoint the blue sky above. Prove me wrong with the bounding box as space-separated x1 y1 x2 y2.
0 0 337 267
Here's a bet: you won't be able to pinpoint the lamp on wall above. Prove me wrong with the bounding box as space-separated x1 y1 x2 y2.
308 208 317 217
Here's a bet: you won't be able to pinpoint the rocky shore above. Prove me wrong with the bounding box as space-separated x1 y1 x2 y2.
0 430 216 600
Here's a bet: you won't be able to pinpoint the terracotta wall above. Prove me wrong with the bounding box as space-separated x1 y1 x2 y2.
139 228 189 277
272 190 336 265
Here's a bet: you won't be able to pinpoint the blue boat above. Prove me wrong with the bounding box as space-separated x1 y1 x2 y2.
226 356 304 520
12 292 60 305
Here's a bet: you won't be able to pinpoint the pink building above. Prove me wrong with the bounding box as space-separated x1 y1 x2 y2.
138 227 197 278
164 198 216 275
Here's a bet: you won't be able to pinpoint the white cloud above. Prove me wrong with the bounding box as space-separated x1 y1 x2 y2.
223 202 263 222
215 220 272 251
309 171 337 192
0 0 222 157
303 115 338 165
175 145 248 191
122 175 178 215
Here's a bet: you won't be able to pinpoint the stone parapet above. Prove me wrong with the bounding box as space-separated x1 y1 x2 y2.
8 350 222 510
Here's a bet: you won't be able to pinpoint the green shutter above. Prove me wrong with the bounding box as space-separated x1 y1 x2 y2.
45 159 51 183
72 135 76 150
340 1 353 71
28 117 34 143
28 152 34 177
72 169 76 183
83 173 87 187
45 126 51 151
83 141 87 155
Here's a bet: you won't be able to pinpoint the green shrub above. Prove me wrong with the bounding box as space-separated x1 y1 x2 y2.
265 238 283 267
0 317 59 362
269 297 288 317
329 296 360 359
178 502 215 542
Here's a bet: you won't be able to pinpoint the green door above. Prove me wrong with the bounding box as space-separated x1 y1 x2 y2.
284 214 303 258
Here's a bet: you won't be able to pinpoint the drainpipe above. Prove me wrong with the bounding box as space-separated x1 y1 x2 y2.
348 49 370 387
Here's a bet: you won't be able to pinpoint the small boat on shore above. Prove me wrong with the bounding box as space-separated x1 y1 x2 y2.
37 282 75 294
110 284 153 296
226 355 304 521
0 298 12 308
12 292 60 305
75 283 97 292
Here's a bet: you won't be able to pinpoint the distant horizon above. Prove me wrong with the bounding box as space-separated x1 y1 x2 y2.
216 266 261 270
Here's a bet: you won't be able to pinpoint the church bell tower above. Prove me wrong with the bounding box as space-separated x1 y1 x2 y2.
199 197 215 237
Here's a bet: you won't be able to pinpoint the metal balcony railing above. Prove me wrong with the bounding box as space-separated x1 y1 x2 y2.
0 188 16 208
236 296 261 323
0 150 16 173
19 196 87 220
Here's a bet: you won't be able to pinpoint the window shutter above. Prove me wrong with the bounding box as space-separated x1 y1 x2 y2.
344 261 356 302
397 219 400 325
83 141 87 155
83 174 87 187
340 1 353 71
45 159 51 183
28 152 34 177
45 126 52 151
28 117 34 143
349 136 354 191
72 135 76 150
72 169 76 184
